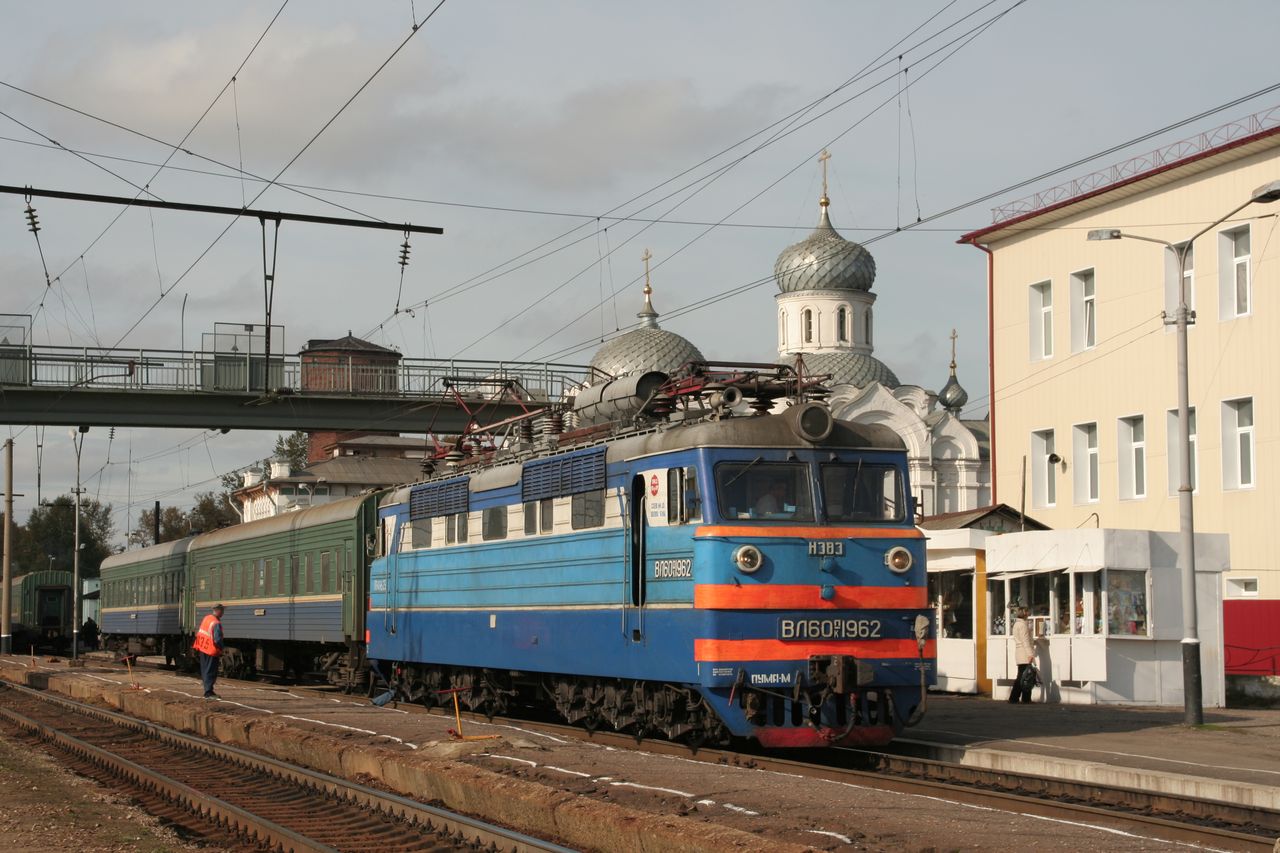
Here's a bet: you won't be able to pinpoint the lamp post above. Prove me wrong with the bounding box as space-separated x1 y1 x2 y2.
1087 179 1280 725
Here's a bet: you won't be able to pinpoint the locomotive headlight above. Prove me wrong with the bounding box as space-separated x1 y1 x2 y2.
885 546 913 573
733 544 763 573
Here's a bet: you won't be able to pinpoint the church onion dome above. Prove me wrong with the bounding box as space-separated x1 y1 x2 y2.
938 373 969 414
937 330 969 414
791 350 899 390
588 252 705 380
773 198 876 294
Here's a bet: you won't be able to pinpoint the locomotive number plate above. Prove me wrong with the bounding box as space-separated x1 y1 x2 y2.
807 540 844 556
779 617 881 640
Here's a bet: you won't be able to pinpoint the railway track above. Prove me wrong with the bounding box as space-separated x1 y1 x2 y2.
391 698 1280 852
81 661 1280 850
0 682 574 853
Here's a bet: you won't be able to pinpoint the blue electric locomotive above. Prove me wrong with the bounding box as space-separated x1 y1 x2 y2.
370 377 934 747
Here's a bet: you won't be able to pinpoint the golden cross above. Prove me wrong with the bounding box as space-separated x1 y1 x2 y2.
818 149 831 198
641 248 653 294
950 328 958 364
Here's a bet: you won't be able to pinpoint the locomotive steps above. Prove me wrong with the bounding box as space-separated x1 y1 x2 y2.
0 657 808 853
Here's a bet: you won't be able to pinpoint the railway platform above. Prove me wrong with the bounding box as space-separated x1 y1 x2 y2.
901 692 1280 809
1 653 1276 852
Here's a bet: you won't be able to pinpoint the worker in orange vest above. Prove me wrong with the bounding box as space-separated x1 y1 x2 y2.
192 603 225 699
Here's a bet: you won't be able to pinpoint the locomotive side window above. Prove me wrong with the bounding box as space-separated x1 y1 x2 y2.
714 462 814 521
523 498 554 535
400 518 432 551
446 511 469 544
571 489 605 529
482 506 508 541
821 463 903 522
667 467 702 524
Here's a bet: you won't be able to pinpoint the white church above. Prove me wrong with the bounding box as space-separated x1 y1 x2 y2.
588 158 990 518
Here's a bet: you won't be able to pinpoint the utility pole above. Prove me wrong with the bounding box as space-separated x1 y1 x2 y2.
3 439 13 655
72 427 87 663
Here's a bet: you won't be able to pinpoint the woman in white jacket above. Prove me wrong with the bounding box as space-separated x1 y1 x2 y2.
1007 607 1036 704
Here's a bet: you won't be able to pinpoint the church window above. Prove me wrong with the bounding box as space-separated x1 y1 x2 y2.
802 309 814 343
836 307 848 342
779 311 787 347
864 309 873 346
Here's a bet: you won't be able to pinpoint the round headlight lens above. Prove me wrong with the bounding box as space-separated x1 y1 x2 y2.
734 545 763 574
885 546 913 573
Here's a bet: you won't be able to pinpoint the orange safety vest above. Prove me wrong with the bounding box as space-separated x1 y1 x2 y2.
192 613 222 656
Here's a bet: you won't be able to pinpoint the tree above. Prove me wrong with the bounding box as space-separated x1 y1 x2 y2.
16 495 116 579
128 505 189 548
274 430 311 472
128 491 241 546
188 491 239 533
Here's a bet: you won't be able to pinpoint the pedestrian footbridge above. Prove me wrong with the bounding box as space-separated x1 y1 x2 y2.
0 343 597 433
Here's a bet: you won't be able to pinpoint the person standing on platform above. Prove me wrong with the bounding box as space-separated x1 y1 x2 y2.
192 603 224 699
1008 607 1036 704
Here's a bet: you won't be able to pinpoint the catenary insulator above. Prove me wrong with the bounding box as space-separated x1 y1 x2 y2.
398 235 411 268
24 203 40 234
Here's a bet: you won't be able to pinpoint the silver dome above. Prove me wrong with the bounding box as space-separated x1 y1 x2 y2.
938 365 969 414
790 350 899 390
774 201 876 294
588 283 704 379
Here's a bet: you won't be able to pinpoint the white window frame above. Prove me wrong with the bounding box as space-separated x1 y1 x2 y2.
802 308 815 344
1219 226 1251 320
1166 407 1197 496
1070 268 1096 352
1031 428 1057 508
836 306 848 342
1117 415 1146 500
1073 422 1099 504
1164 243 1194 332
1222 397 1255 490
1029 281 1053 360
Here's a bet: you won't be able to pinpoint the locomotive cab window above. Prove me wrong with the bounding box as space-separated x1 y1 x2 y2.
715 461 814 521
821 463 904 522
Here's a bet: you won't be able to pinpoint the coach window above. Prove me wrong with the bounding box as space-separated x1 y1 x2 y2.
289 555 300 596
257 558 267 596
667 467 702 524
320 552 332 592
482 506 508 541
571 490 606 529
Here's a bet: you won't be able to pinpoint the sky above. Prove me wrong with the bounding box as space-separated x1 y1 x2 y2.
2 0 1278 544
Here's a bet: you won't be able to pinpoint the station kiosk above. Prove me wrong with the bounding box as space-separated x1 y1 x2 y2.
984 529 1228 706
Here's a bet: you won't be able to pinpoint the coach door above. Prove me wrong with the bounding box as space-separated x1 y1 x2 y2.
625 474 648 641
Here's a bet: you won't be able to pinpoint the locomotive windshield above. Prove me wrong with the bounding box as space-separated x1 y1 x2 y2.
715 461 815 521
821 462 904 522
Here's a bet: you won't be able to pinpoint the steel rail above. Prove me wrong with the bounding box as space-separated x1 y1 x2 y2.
0 682 574 853
0 703 335 853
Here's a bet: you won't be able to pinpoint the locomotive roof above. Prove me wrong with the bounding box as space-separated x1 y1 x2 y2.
188 494 371 551
383 407 906 506
101 535 195 570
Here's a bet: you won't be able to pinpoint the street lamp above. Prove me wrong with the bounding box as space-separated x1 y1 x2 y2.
1087 179 1280 726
